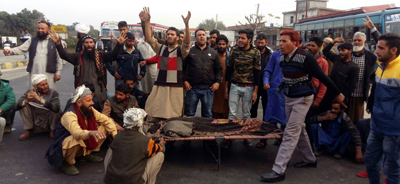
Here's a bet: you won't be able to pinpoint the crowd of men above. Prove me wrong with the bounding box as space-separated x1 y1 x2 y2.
0 7 400 183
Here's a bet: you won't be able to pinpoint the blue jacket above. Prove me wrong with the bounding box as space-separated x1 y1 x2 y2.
372 55 400 136
106 47 146 81
263 51 283 89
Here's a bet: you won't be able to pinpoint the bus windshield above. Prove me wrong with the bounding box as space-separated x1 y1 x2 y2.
385 13 400 35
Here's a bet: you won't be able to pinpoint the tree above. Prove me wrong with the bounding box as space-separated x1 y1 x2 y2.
197 19 227 31
237 4 265 43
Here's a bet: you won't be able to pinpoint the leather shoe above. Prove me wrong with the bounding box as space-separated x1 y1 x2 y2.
4 125 11 134
261 170 285 182
62 161 79 175
19 130 32 140
83 154 103 163
294 161 317 168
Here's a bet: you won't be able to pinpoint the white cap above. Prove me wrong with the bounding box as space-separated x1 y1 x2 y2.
75 23 90 34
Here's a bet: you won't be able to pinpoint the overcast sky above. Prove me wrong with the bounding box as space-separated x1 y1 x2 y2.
1 0 397 30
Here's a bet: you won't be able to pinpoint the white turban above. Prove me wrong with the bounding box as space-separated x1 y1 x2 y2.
75 23 90 34
31 74 48 86
71 85 93 103
123 108 147 134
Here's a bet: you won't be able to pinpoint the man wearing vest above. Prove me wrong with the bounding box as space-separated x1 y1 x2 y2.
15 74 61 140
139 7 191 120
261 30 345 182
102 84 139 131
49 30 126 110
3 20 62 90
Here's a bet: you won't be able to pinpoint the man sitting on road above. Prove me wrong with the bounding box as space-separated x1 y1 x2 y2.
15 74 61 140
51 85 117 175
104 107 165 184
0 70 16 136
124 75 149 109
102 84 139 131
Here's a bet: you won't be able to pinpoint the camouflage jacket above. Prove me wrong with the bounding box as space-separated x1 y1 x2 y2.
226 45 261 84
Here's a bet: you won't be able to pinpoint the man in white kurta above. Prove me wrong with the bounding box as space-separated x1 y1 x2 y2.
137 40 156 94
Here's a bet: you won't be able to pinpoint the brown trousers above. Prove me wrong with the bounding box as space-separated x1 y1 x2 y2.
348 97 364 123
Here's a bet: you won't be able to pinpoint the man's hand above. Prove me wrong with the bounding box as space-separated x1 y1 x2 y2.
184 81 192 91
54 74 61 81
114 72 121 80
181 11 191 26
139 60 146 67
27 90 41 101
115 124 124 131
311 100 320 108
89 130 107 140
333 37 345 44
355 147 364 163
263 83 270 90
3 49 10 56
252 91 258 105
116 32 127 45
48 30 61 45
334 93 347 108
362 16 375 29
159 137 166 145
137 75 143 81
210 83 219 92
321 113 338 121
140 7 151 22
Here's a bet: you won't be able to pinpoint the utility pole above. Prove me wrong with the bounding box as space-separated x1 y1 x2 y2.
295 0 298 23
215 14 218 29
305 0 308 18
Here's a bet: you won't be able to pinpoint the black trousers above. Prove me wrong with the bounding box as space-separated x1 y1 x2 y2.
250 84 268 119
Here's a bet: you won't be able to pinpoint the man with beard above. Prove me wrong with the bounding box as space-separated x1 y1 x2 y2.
226 29 260 147
124 75 148 109
47 85 117 175
306 101 363 161
364 33 400 184
75 23 90 52
250 33 273 119
3 20 62 90
261 30 345 182
139 7 191 120
321 38 359 112
15 74 61 140
49 30 126 110
209 29 220 50
347 32 377 123
178 30 185 45
102 84 139 131
183 28 222 118
213 35 230 119
107 32 146 87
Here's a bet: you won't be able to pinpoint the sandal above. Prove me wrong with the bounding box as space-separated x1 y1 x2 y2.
256 140 267 149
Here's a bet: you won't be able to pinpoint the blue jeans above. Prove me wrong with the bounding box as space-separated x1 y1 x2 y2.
364 130 400 184
228 83 254 120
184 89 213 118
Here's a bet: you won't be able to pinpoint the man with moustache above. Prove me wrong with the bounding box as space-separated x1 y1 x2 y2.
49 30 126 110
209 29 220 50
3 20 62 90
183 28 222 118
226 29 261 147
321 38 359 112
213 34 230 119
48 85 117 175
124 75 148 109
250 33 273 119
15 74 61 140
347 32 377 123
261 30 345 182
75 23 90 53
139 7 191 120
102 84 139 131
178 30 185 45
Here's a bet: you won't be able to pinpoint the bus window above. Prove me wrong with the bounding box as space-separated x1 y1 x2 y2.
334 28 343 38
344 27 353 42
323 29 333 38
385 13 400 35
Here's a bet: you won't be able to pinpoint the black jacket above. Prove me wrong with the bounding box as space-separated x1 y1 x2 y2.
258 46 273 86
353 47 377 101
183 43 223 89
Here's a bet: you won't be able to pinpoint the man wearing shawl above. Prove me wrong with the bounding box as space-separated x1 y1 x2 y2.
48 30 126 110
58 85 117 175
104 107 165 184
15 74 61 140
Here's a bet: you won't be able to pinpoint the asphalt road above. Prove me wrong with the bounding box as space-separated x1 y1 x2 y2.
0 63 372 184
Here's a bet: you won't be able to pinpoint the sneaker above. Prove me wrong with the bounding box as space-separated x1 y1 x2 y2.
243 139 253 147
19 130 33 140
62 161 79 175
333 152 343 159
356 171 368 178
3 125 11 134
83 154 103 163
